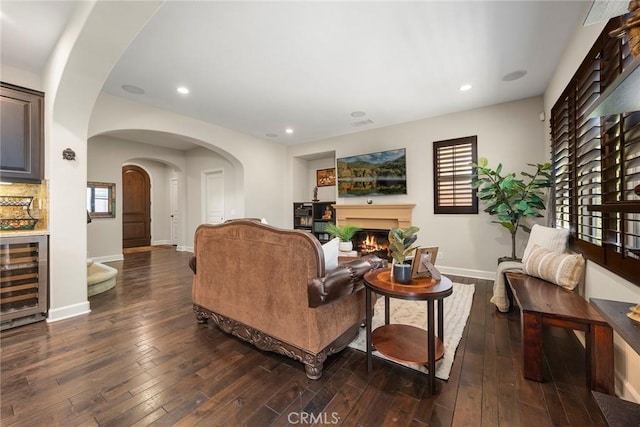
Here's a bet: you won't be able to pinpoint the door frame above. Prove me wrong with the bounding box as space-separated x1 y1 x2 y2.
169 177 178 245
201 169 225 224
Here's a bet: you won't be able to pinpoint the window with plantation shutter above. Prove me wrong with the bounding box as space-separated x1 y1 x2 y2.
575 44 603 254
551 16 640 286
433 136 478 214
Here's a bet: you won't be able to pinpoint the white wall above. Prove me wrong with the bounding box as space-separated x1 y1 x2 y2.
544 18 640 402
1 65 42 91
289 96 547 279
308 157 337 202
291 157 310 205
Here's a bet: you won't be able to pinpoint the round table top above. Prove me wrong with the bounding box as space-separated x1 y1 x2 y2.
363 268 453 300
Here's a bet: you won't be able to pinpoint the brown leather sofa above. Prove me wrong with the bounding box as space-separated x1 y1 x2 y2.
189 219 383 379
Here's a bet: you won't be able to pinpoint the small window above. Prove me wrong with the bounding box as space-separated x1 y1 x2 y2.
433 136 478 214
87 182 116 218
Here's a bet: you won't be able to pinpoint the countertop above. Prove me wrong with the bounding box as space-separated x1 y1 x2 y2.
0 230 49 238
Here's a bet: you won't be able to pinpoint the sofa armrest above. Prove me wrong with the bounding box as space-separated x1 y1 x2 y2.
307 255 384 308
189 256 197 274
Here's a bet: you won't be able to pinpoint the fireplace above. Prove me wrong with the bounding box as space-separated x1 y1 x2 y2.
333 203 415 229
333 204 415 262
352 228 391 261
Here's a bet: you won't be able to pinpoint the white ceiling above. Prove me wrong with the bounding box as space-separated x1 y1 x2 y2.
1 1 594 147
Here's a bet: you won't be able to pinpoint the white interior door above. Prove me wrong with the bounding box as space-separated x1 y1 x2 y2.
203 170 225 224
169 178 179 245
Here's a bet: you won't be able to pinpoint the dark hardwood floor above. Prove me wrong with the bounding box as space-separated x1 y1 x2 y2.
1 249 607 426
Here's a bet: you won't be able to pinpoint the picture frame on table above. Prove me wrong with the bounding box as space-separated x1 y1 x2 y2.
411 247 439 279
317 168 336 187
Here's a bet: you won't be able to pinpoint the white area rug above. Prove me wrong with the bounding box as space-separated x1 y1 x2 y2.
349 282 475 380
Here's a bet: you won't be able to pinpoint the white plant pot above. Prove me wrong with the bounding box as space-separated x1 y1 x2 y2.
339 241 353 252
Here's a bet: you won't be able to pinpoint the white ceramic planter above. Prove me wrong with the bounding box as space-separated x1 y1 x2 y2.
339 241 353 252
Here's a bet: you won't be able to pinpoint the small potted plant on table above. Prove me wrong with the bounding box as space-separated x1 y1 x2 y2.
325 223 361 252
388 226 420 284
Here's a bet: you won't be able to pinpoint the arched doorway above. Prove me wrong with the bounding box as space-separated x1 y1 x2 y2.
122 165 151 248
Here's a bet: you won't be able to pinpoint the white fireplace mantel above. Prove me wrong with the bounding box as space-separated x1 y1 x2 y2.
332 204 415 230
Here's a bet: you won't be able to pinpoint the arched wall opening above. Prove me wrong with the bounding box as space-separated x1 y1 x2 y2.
87 129 246 260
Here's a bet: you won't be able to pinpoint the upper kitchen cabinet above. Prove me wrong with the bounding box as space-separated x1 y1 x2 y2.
0 82 44 183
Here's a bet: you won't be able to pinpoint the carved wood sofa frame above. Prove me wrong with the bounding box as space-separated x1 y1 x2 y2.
189 220 383 379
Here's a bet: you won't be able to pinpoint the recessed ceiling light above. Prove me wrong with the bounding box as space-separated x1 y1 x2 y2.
502 70 528 81
285 128 294 134
350 111 366 118
459 84 472 92
177 86 190 94
121 84 145 95
266 133 278 138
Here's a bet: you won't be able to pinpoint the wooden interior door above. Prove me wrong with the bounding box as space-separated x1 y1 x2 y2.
122 165 151 248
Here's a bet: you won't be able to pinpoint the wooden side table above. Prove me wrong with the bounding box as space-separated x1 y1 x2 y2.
589 298 640 426
363 268 453 395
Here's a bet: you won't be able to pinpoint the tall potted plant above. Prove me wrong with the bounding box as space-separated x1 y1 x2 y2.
325 223 361 252
472 157 552 261
388 226 420 284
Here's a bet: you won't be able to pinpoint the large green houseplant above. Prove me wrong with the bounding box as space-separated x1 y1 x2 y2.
472 158 552 260
388 226 420 283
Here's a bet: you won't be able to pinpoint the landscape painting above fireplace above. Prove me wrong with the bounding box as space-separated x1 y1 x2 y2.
337 148 407 197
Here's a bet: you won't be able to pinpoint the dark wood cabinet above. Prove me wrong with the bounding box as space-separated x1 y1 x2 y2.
0 82 44 183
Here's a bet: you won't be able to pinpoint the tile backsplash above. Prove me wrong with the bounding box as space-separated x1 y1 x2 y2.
0 181 49 232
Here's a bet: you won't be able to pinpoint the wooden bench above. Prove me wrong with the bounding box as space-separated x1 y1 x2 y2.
504 272 614 394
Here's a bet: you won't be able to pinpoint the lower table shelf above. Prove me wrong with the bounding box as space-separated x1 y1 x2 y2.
372 324 444 365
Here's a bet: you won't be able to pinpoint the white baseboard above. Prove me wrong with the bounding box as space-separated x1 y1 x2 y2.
47 301 91 323
438 265 495 281
621 378 640 404
178 246 193 253
152 240 171 245
91 254 124 263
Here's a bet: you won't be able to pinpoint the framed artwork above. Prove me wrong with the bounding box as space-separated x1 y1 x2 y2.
411 247 439 279
317 168 336 187
337 148 407 197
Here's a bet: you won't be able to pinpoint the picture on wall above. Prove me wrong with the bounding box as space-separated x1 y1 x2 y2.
337 148 407 197
316 168 336 187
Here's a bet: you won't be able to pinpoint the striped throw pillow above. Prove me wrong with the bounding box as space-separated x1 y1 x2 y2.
522 244 585 290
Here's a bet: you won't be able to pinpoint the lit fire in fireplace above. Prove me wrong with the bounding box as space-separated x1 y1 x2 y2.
357 233 390 258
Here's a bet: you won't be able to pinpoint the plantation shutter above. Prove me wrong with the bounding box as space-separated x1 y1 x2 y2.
595 20 640 278
551 16 640 285
574 44 603 257
433 136 478 214
551 92 572 231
